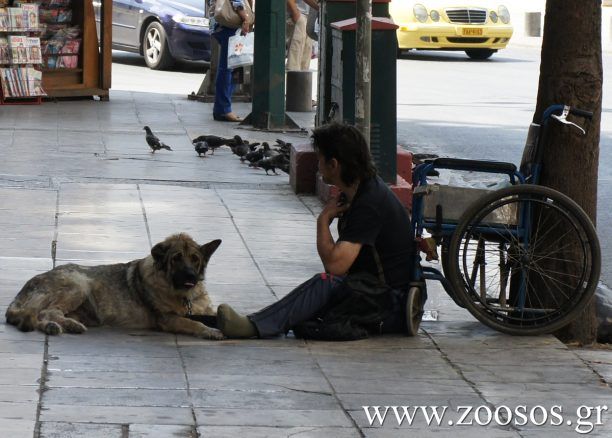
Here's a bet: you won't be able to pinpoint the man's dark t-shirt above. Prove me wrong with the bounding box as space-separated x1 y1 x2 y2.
337 175 414 290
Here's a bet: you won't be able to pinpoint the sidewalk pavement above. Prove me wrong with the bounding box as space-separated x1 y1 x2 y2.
0 91 610 438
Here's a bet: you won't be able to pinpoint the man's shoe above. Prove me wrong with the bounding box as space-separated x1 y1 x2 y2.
213 112 243 122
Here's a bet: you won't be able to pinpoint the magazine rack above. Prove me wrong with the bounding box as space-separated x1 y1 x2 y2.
41 0 111 100
0 3 44 105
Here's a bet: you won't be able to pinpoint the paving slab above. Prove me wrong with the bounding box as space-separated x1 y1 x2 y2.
194 409 354 428
40 405 195 425
39 422 123 438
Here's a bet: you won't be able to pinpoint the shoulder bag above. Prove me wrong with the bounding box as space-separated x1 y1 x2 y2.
214 0 254 29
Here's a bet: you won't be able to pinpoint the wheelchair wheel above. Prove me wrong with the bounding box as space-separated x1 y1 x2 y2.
441 242 466 308
405 286 424 336
447 185 601 336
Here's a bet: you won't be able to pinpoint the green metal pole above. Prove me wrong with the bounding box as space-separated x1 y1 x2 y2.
242 0 298 130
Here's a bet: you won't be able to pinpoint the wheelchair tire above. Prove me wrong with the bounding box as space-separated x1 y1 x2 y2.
441 242 467 308
405 286 424 336
447 185 601 336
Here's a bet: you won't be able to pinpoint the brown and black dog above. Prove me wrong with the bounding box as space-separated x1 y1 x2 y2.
5 233 224 339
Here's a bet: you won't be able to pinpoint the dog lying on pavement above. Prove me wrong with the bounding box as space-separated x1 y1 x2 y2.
5 233 224 340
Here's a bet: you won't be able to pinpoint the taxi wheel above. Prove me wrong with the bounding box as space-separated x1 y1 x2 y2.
465 49 495 60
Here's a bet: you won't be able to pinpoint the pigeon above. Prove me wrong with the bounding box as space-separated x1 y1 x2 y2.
261 142 275 158
269 153 290 173
241 148 264 163
194 141 209 157
250 158 278 175
234 144 250 158
275 139 292 153
275 139 289 147
225 135 244 149
144 126 172 153
191 135 228 154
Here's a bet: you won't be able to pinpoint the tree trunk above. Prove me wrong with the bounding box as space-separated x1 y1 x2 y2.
531 1 602 344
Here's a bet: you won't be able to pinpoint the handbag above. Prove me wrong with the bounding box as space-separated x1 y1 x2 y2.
214 0 254 29
227 29 255 69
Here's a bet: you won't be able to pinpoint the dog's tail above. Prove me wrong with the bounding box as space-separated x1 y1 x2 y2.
5 303 36 332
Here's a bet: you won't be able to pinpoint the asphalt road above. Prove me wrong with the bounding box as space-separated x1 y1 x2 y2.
111 50 207 95
111 45 612 288
395 46 612 289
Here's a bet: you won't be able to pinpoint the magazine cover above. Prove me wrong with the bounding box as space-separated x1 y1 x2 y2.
0 8 9 31
0 37 9 64
27 66 44 95
0 67 11 96
22 3 39 29
61 38 80 54
9 35 27 64
26 37 41 63
14 66 25 96
8 7 24 30
58 54 77 68
57 8 72 23
39 8 58 24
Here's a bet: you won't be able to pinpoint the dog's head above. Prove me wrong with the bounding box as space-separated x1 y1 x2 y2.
151 233 222 290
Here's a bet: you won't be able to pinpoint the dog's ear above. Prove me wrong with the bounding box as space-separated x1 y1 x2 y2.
200 239 222 263
151 241 170 266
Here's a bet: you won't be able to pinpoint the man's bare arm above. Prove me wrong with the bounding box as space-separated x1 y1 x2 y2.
316 195 361 275
317 217 362 275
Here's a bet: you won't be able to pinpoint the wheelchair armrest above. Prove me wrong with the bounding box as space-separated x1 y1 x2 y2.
433 158 517 174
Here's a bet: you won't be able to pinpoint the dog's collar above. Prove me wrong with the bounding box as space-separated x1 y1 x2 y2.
183 297 193 316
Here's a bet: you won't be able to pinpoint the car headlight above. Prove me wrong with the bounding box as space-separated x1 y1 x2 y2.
498 5 510 24
489 10 498 23
430 10 440 22
173 14 210 27
413 4 428 23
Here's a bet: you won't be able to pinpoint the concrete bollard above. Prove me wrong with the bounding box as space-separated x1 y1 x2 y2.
525 12 542 37
286 70 313 112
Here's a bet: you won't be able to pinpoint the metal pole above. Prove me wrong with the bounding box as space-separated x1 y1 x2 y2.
355 0 371 148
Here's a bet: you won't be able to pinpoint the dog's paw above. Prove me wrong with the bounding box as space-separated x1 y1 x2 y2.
64 318 87 334
44 321 63 335
203 328 226 340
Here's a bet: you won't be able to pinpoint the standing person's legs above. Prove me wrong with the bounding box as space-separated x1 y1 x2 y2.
213 27 236 118
300 36 313 71
218 273 347 338
286 14 308 71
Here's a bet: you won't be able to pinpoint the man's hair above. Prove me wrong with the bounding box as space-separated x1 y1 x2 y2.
311 123 377 185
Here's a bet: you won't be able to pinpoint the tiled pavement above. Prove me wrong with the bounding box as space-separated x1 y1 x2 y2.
0 92 610 437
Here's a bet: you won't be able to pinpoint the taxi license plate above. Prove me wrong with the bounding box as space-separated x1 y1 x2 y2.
462 28 483 36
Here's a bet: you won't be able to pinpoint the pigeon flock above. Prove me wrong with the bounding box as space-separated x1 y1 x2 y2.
142 127 291 175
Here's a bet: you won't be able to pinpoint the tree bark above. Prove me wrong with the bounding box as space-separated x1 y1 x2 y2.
532 1 602 344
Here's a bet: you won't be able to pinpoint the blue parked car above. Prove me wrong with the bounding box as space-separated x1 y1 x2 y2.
93 0 212 70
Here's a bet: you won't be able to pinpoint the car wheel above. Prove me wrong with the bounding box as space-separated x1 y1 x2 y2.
465 49 496 60
143 21 175 70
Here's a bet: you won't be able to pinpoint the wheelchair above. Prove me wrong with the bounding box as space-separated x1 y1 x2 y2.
405 104 601 336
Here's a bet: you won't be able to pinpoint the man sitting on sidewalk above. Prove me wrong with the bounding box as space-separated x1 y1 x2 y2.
217 123 416 339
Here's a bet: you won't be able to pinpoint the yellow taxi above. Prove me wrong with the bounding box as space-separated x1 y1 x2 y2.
390 1 514 59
